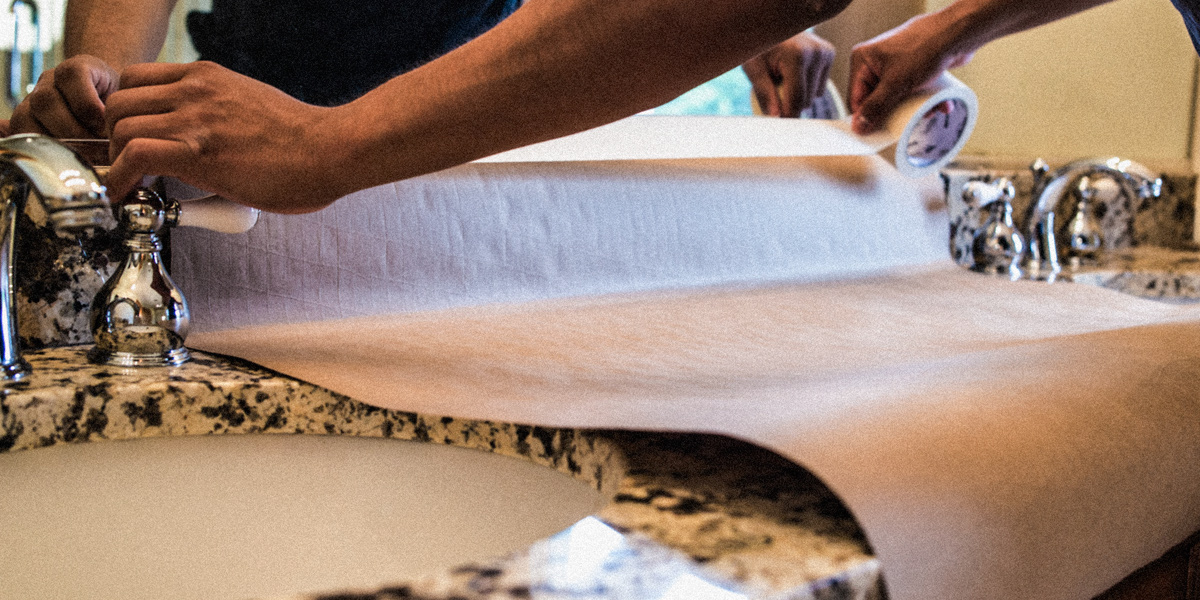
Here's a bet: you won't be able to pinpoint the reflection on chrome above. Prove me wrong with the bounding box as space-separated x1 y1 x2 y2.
659 574 748 600
559 517 626 587
530 516 748 599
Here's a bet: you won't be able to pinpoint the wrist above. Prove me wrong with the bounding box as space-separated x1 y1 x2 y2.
925 0 999 58
306 104 377 203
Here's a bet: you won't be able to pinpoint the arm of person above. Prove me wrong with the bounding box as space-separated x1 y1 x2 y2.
742 30 835 117
9 0 176 137
102 0 851 213
848 0 1117 133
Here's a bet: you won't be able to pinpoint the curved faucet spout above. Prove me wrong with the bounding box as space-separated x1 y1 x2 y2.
0 134 111 383
1022 157 1162 276
0 134 109 229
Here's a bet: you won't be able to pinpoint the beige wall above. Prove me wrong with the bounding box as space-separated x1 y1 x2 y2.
159 0 208 64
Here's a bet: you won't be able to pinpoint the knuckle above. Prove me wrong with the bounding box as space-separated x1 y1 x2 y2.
179 75 218 100
190 61 221 77
33 70 54 86
119 138 154 166
26 88 56 114
108 120 135 147
9 108 31 131
56 59 86 78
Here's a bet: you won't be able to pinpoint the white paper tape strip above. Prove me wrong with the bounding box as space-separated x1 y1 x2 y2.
478 73 978 178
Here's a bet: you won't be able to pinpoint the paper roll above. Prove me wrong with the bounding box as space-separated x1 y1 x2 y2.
478 72 978 179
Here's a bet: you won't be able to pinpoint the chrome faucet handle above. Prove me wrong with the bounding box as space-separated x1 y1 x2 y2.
163 193 259 234
87 184 259 367
1065 175 1104 264
961 177 1015 207
89 187 191 367
1029 157 1050 188
969 177 1024 278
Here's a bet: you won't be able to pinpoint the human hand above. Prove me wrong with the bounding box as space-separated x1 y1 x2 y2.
848 13 974 134
742 31 835 118
104 61 348 213
9 55 119 138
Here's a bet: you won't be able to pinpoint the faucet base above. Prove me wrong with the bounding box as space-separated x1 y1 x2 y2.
0 358 31 385
87 345 191 368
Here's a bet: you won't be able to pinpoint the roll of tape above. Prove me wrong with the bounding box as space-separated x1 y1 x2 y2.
853 72 979 178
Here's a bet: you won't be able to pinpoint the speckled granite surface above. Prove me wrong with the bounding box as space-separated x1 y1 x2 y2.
1068 246 1200 303
941 160 1200 302
13 191 122 349
0 346 881 600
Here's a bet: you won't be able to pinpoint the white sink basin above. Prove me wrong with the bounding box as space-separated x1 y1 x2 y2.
0 433 606 600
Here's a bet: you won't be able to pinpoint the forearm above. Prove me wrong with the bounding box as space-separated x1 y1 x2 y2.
334 0 848 193
64 0 177 68
930 0 1118 56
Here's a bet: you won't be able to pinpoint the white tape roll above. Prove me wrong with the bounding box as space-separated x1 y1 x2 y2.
479 72 978 178
856 72 979 178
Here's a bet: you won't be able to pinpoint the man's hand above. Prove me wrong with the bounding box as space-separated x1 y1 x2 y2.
104 61 349 213
9 55 119 138
848 14 975 134
742 31 835 117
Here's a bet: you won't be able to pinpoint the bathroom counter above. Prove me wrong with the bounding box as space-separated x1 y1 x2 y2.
0 346 880 600
1067 245 1200 303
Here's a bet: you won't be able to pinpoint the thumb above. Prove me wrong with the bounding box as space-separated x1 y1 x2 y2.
852 76 907 134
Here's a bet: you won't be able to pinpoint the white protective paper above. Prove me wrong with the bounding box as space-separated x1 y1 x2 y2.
175 79 1200 600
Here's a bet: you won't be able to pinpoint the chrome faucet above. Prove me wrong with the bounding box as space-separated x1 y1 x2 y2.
1022 157 1162 278
0 134 110 383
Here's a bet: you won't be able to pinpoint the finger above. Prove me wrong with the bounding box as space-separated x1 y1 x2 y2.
107 111 202 163
54 58 119 134
31 89 102 139
14 87 91 138
105 85 187 134
742 59 781 117
852 74 911 135
8 103 50 135
847 49 880 115
53 67 111 137
106 137 198 203
777 54 804 117
117 62 194 90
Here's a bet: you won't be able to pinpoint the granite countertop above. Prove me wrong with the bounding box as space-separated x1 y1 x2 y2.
1068 245 1200 302
0 346 881 600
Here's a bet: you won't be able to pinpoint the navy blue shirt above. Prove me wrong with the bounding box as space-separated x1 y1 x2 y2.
187 0 522 106
1172 0 1200 54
